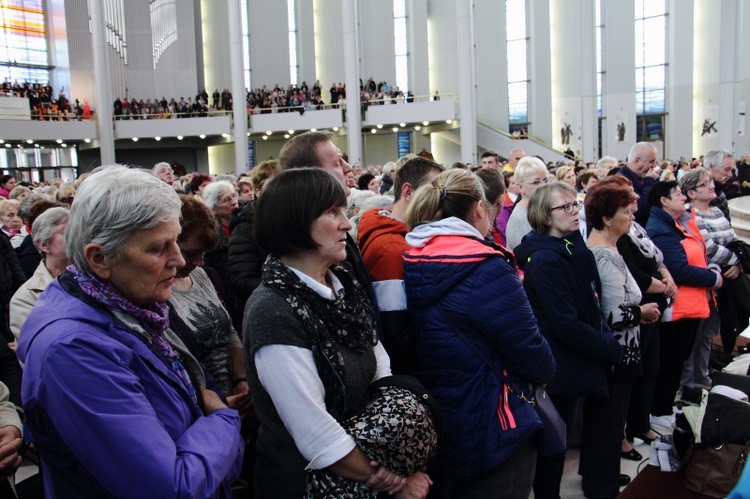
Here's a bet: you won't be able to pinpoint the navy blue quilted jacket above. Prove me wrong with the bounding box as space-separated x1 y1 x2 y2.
403 218 555 479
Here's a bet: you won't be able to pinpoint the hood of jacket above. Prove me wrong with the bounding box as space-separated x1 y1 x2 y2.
404 217 505 308
514 229 587 270
229 198 256 233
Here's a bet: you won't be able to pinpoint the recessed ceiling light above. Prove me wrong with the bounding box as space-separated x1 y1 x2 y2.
392 127 399 132
177 135 184 140
284 134 290 139
446 119 453 124
84 138 91 143
400 123 406 127
288 130 294 134
155 136 161 141
26 139 33 144
311 128 317 132
422 121 429 126
333 127 339 131
222 133 229 138
415 126 421 131
266 131 272 135
377 124 383 129
132 137 138 142
56 139 62 144
61 143 67 147
371 129 376 133
262 136 268 140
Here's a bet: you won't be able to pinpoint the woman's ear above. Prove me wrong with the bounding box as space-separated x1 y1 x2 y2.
84 243 111 280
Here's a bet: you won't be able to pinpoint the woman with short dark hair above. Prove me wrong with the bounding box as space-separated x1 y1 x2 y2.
246 168 431 498
645 181 722 430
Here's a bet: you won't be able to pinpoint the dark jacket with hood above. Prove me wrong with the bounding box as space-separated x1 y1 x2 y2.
404 217 555 479
515 229 622 398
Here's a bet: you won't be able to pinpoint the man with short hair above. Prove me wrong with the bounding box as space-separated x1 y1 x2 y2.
278 131 372 303
703 149 735 221
618 142 660 226
357 157 444 374
480 151 500 169
152 162 174 184
503 148 525 173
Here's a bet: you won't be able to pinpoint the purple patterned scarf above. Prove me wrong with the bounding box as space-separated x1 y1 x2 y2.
68 265 198 406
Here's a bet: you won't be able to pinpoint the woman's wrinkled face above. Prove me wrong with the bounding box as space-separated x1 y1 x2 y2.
1 205 21 231
42 222 68 262
661 187 687 218
367 177 380 193
103 219 185 305
521 173 549 197
213 188 238 220
310 205 352 265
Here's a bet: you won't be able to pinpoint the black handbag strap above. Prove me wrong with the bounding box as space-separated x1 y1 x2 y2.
435 302 533 406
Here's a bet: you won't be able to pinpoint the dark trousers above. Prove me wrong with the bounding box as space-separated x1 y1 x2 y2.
627 321 660 438
579 381 629 498
652 318 701 416
429 441 537 499
533 394 582 499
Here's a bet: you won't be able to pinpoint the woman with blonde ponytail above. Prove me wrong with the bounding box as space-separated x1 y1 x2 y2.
403 169 555 498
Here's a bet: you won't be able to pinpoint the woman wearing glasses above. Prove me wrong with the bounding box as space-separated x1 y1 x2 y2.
584 181 662 469
679 169 742 384
515 182 623 499
505 157 550 250
645 181 722 431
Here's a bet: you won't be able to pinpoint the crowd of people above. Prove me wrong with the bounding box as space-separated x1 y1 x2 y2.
1 80 89 121
0 135 749 498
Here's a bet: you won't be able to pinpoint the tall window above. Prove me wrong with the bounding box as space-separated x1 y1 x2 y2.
242 0 251 89
595 0 604 117
393 0 409 93
0 0 49 83
506 0 528 128
287 0 298 85
635 0 666 141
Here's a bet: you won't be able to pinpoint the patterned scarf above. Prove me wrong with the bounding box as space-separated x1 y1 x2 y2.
262 255 377 421
68 265 198 406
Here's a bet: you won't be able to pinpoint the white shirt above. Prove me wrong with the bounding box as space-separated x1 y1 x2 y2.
255 266 391 470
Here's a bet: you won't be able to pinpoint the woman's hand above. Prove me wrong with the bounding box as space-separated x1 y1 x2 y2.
0 426 22 478
659 269 678 298
393 471 433 499
200 387 228 416
366 462 407 494
640 303 661 324
723 265 741 280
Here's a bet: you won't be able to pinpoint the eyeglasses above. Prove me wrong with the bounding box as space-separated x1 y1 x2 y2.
695 180 715 189
218 194 238 204
525 178 549 186
550 200 583 214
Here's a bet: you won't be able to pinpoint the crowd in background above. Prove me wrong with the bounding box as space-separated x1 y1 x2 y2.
1 137 749 498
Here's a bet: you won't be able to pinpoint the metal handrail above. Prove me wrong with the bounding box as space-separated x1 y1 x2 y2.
477 120 566 155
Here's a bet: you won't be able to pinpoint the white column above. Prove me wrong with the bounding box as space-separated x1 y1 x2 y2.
528 0 553 148
456 0 477 164
229 0 249 175
90 0 116 165
342 0 362 166
666 0 694 159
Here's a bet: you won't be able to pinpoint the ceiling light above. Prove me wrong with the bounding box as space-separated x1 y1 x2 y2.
377 124 383 129
371 129 376 133
34 144 40 148
266 131 272 135
177 135 184 140
155 136 161 141
311 128 317 132
132 137 138 142
284 134 290 139
56 139 62 144
392 127 399 132
84 138 91 143
0 139 4 144
333 127 339 131
415 126 421 131
288 130 294 134
422 121 429 126
262 136 268 140
246 132 250 137
3 144 9 148
446 119 453 124
26 139 33 144
222 133 229 138
399 123 406 127
199 134 206 139
61 143 67 148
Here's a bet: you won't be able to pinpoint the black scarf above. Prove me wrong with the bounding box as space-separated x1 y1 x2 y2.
262 255 377 420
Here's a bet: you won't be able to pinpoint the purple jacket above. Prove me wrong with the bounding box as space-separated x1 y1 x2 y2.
18 277 244 498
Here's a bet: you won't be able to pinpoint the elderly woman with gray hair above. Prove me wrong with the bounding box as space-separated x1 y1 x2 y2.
9 207 70 346
504 157 550 250
202 180 240 323
679 168 743 384
17 166 244 497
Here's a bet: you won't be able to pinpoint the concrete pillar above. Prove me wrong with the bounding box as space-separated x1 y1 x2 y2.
229 0 248 175
456 0 477 164
90 0 116 165
342 0 362 165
